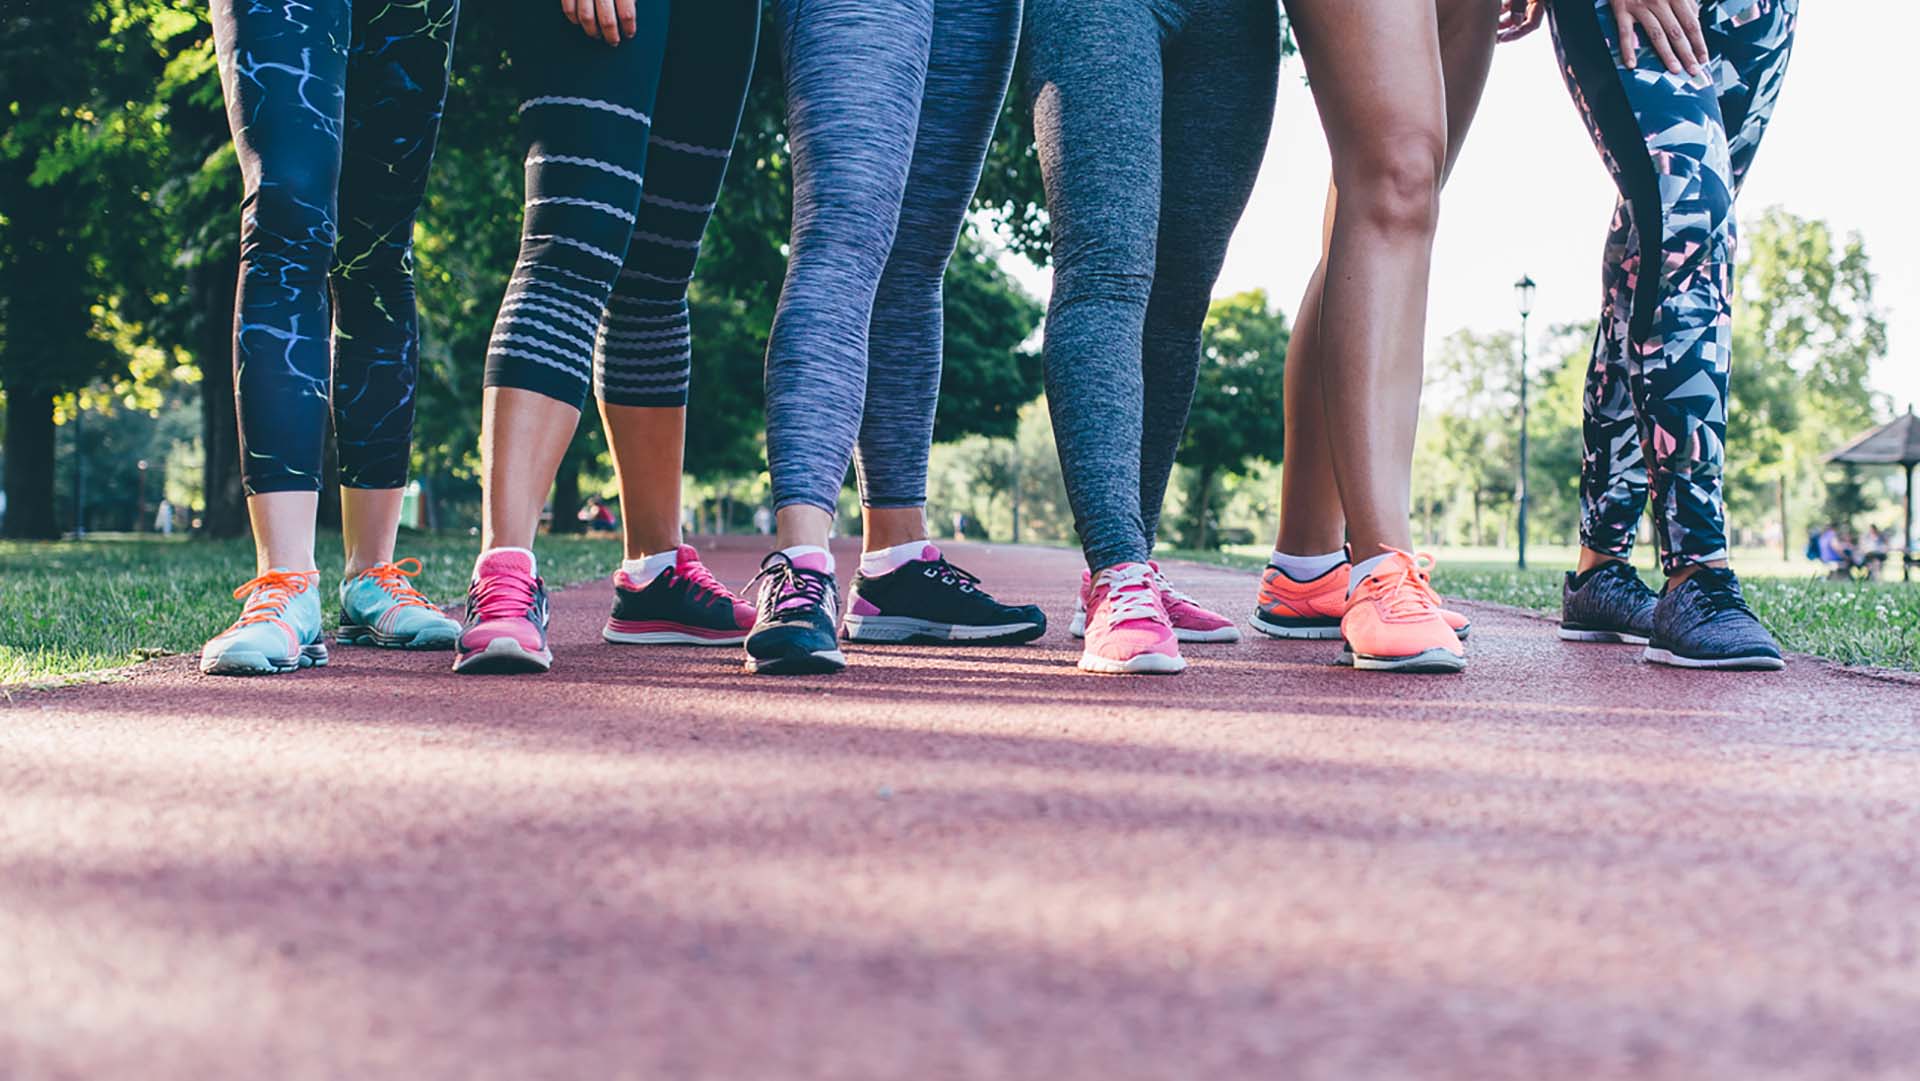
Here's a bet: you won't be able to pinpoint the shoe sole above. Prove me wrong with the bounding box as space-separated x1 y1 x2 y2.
337 622 459 651
1337 644 1466 673
844 614 1044 646
1558 626 1651 646
1249 613 1344 641
1643 646 1785 671
1070 613 1240 644
602 624 747 646
1077 651 1187 675
201 642 329 676
744 649 847 675
453 636 553 674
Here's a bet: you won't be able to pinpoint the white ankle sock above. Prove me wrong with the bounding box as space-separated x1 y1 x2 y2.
476 546 535 579
859 540 933 578
781 544 834 573
622 549 677 583
1269 548 1347 581
1347 553 1390 596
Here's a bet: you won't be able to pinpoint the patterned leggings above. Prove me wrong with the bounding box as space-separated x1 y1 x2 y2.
1549 0 1797 572
211 0 458 495
482 0 759 411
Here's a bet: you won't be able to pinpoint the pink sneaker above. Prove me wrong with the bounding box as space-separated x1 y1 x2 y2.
454 549 552 674
1149 561 1242 643
1078 562 1186 675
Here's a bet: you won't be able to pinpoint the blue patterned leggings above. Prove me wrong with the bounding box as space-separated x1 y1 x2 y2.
212 0 458 494
1549 0 1797 571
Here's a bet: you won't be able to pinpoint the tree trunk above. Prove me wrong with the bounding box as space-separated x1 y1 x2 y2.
1777 476 1789 564
550 451 584 535
193 251 248 537
1 385 59 539
1188 466 1216 550
1472 489 1482 547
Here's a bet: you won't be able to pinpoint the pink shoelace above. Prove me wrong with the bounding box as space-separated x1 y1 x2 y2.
471 568 537 621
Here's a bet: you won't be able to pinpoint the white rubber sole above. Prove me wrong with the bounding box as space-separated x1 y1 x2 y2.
1070 611 1241 644
1336 644 1466 673
338 622 460 650
1643 646 1785 670
1558 626 1650 646
744 648 847 675
452 635 553 674
1077 650 1187 674
201 641 329 676
1249 614 1344 641
601 627 746 646
842 614 1043 645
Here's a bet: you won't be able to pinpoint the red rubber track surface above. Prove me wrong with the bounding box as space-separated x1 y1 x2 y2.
5 538 1918 1080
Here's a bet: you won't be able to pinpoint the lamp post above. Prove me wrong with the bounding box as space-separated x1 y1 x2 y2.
1514 274 1537 571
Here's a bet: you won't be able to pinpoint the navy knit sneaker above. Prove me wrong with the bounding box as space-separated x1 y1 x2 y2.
1559 560 1658 645
743 550 846 675
1643 567 1784 670
603 545 754 646
843 543 1046 645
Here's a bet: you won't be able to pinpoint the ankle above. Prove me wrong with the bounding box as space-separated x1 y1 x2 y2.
1665 560 1728 589
1576 547 1628 574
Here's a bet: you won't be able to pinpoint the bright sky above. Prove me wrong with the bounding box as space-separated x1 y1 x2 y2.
1004 1 1920 415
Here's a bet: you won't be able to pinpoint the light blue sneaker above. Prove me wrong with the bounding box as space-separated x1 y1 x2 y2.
338 558 460 650
200 569 328 676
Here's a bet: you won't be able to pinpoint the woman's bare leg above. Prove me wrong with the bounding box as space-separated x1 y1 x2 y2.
479 386 579 552
1275 0 1496 558
599 402 686 560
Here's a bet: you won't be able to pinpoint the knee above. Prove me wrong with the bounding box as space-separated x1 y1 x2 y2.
1051 237 1156 314
1335 133 1445 239
242 167 339 263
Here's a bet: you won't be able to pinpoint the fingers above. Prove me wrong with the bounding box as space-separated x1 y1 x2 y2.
1652 2 1705 74
1497 3 1547 43
594 0 620 44
1637 11 1684 75
1614 4 1639 68
1677 0 1711 75
618 0 637 40
560 0 580 28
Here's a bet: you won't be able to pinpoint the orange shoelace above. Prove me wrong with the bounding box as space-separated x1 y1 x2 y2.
232 569 319 626
1362 548 1445 622
360 558 433 609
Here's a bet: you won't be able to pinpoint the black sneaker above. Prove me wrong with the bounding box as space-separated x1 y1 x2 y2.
1559 560 1658 645
1643 567 1785 670
602 544 753 646
743 550 847 675
843 545 1047 645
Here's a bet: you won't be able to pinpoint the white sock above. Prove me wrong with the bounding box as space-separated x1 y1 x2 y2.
622 549 677 583
1348 553 1390 597
781 544 834 574
1269 548 1347 580
859 539 932 578
475 546 536 579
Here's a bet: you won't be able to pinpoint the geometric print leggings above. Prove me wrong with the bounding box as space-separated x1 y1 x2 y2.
211 0 459 495
1548 0 1798 572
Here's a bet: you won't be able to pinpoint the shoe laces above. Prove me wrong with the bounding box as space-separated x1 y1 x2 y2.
233 570 317 626
1686 568 1754 617
360 558 432 609
1149 564 1196 606
1096 564 1164 625
921 556 980 593
749 552 830 613
674 556 735 601
471 565 538 622
1361 547 1444 622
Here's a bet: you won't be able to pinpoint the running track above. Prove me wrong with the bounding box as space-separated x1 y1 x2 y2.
5 538 1918 1080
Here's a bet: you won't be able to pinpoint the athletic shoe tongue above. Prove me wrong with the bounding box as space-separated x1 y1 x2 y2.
478 549 535 579
917 543 942 562
788 551 831 574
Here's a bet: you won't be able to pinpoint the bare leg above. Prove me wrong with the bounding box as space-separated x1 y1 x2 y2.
479 385 579 552
247 492 320 574
775 506 835 552
599 402 686 560
339 488 404 576
864 506 929 552
1275 0 1496 558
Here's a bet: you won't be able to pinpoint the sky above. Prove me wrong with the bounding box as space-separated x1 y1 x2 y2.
1002 1 1920 417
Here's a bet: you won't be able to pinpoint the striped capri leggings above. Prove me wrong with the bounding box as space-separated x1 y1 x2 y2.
482 0 758 411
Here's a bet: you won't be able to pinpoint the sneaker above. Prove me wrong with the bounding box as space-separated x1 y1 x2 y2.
1338 549 1466 673
453 549 551 674
843 543 1046 645
603 545 754 646
1643 567 1784 670
1078 562 1185 674
200 569 328 676
338 558 460 649
1254 556 1470 641
744 550 847 675
1072 563 1240 643
1559 560 1658 645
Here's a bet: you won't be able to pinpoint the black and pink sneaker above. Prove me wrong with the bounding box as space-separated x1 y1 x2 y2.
602 545 754 646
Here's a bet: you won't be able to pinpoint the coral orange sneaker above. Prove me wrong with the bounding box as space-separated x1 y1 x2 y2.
1338 549 1466 673
1254 554 1470 640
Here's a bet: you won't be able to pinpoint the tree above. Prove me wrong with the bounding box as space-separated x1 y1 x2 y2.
1178 290 1288 549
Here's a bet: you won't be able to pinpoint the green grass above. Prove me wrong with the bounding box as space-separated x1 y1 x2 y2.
0 533 622 685
1162 545 1920 673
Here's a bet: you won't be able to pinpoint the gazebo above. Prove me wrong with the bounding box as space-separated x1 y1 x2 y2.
1827 406 1920 581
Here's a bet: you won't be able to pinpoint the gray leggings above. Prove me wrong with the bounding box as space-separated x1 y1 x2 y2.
764 0 1020 515
1027 0 1278 570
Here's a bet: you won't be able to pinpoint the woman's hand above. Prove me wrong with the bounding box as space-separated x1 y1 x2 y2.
1497 0 1548 43
560 0 638 46
1606 0 1709 75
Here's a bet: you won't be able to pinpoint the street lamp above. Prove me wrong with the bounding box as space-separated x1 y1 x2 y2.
1514 274 1537 572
